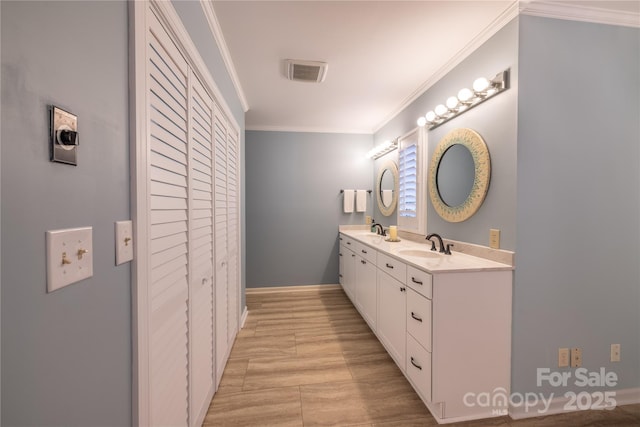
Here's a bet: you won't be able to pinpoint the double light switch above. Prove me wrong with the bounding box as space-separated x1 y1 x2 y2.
46 227 93 292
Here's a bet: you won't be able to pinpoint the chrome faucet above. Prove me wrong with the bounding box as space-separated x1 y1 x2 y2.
426 233 454 255
372 223 386 236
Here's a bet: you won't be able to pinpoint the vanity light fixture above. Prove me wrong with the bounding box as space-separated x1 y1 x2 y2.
417 69 510 130
366 138 399 160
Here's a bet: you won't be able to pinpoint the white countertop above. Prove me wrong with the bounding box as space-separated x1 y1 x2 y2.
339 228 513 273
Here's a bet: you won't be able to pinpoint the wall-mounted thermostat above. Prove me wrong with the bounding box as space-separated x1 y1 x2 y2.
50 106 79 166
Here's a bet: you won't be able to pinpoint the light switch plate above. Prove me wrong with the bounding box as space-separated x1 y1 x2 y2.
46 227 93 292
611 344 621 362
115 220 133 265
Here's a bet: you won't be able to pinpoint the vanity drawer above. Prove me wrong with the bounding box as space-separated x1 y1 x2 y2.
406 265 432 299
340 234 355 249
377 252 406 283
407 287 432 352
406 334 432 403
353 241 377 264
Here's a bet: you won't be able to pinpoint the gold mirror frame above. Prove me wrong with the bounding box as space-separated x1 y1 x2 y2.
428 128 491 223
376 160 399 217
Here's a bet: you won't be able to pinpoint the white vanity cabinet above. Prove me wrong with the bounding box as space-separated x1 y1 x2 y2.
338 229 513 424
427 270 512 422
354 241 377 330
338 235 356 303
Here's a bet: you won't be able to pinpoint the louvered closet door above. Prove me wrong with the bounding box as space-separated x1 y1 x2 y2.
226 128 240 341
189 73 215 423
213 105 229 383
147 10 190 426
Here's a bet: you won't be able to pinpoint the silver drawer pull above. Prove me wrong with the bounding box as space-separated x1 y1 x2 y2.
411 277 423 285
386 263 394 269
410 357 422 370
411 312 423 322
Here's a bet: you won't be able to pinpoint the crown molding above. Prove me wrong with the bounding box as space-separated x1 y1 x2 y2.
200 0 250 112
246 124 372 135
373 1 520 134
519 0 640 28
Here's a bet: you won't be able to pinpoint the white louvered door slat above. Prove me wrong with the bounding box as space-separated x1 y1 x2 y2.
213 104 229 384
147 9 189 427
189 72 215 425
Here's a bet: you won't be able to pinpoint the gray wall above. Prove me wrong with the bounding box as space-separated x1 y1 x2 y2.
514 16 640 395
375 19 519 250
245 131 373 287
172 0 249 317
1 1 131 425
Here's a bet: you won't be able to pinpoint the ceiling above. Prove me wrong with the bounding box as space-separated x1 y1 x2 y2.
211 0 639 134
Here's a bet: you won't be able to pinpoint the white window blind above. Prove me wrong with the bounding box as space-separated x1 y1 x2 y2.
397 128 425 234
399 143 417 219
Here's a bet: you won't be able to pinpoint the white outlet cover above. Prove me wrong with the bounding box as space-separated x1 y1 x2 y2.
115 220 133 265
46 227 93 292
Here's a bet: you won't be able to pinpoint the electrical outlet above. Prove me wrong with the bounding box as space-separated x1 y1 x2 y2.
365 216 373 225
611 344 621 362
558 348 570 367
571 348 582 367
490 229 500 249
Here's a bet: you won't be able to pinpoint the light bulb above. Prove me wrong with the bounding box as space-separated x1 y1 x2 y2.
446 96 459 110
425 111 436 123
434 104 448 117
417 116 427 127
458 88 473 103
473 77 490 93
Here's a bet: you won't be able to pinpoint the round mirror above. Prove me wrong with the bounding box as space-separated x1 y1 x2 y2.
436 144 475 207
428 128 491 222
376 160 399 216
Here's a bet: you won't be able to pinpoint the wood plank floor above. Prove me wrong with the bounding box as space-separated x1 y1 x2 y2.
204 286 640 426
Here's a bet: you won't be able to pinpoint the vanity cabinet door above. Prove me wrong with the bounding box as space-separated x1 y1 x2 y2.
355 256 377 330
342 247 356 303
376 269 406 370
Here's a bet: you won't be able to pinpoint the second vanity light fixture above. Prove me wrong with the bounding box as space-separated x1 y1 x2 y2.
366 138 399 160
417 69 510 130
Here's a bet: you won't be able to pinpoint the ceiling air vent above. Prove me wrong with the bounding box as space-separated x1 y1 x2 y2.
285 60 328 83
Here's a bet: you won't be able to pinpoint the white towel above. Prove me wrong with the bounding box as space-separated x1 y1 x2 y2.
343 189 355 213
356 190 367 212
382 189 392 207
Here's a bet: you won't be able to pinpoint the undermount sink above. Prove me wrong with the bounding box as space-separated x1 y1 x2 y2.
398 249 442 259
363 234 385 244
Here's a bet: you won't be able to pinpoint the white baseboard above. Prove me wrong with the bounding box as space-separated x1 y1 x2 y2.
240 306 248 328
510 387 640 420
245 284 342 294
